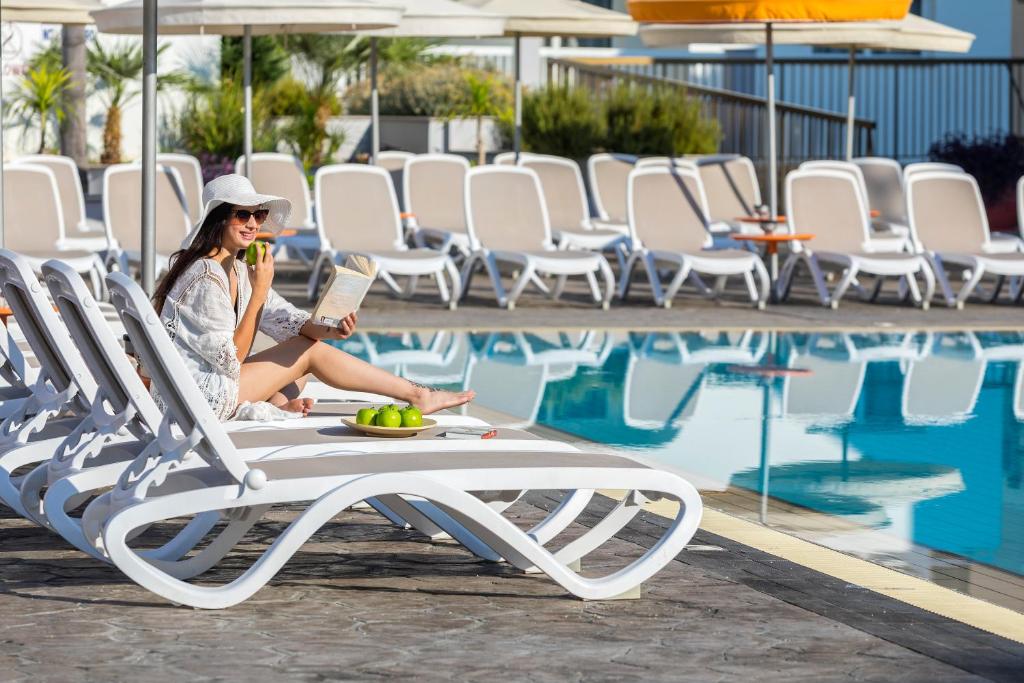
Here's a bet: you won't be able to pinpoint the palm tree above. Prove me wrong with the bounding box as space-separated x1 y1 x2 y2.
450 72 510 165
8 65 71 153
88 40 187 163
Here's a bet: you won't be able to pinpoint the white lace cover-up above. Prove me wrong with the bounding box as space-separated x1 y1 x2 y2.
155 258 311 420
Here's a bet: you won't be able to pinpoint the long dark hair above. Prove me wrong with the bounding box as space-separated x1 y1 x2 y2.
152 203 238 314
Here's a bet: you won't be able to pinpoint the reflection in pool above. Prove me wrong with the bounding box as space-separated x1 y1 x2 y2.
332 330 1024 579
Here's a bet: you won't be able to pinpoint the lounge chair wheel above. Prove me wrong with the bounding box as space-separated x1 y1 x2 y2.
601 301 610 311
756 301 766 311
921 301 930 311
956 301 965 310
662 300 672 309
506 301 515 311
829 300 839 310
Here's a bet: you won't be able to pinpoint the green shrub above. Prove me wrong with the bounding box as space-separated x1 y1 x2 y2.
174 78 275 161
603 83 719 156
346 62 511 118
520 86 606 159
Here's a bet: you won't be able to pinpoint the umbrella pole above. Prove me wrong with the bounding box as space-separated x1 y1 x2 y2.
370 37 379 164
765 23 777 218
141 0 158 296
513 32 522 161
845 47 856 161
243 24 252 179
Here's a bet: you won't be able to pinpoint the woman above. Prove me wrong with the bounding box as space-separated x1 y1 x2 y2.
151 173 474 421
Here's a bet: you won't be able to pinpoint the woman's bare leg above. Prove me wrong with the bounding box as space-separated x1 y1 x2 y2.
268 376 313 415
238 337 473 413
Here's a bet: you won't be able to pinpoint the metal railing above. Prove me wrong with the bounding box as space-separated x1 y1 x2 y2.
612 56 1024 164
547 58 876 186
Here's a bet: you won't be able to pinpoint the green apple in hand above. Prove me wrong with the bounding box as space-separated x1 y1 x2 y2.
355 408 378 426
245 240 268 266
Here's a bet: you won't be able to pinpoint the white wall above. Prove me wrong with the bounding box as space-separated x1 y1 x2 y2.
2 22 219 163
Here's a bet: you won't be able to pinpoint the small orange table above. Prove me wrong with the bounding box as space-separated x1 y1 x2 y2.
0 307 11 325
735 215 787 234
733 233 815 302
254 228 298 241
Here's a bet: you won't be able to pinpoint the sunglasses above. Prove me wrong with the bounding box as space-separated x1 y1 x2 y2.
232 208 270 224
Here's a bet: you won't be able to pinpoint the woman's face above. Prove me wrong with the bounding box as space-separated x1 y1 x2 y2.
220 204 268 251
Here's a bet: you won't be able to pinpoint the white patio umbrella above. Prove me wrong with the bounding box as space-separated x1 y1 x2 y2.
640 14 974 161
459 0 637 159
0 0 105 247
90 0 403 295
360 0 507 163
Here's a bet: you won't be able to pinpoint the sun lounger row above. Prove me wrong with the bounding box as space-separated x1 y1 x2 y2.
0 249 702 608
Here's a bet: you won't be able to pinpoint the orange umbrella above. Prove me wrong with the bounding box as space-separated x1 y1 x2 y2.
627 0 912 215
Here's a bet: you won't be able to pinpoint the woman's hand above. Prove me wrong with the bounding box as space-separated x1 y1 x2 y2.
248 245 274 301
335 312 357 339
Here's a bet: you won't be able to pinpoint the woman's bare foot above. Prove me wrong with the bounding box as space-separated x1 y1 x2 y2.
280 397 314 416
409 385 475 414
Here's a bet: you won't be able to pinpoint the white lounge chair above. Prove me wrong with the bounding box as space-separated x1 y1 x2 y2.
783 335 866 424
28 260 568 559
621 165 770 308
462 166 615 310
492 151 518 166
404 154 472 257
778 168 935 309
156 153 204 226
309 164 461 308
70 270 704 608
13 154 107 246
853 156 911 237
519 154 629 267
375 150 414 213
236 153 319 263
905 171 1024 307
624 334 707 430
102 163 190 278
903 162 963 182
587 153 637 235
798 160 910 252
3 164 108 298
693 154 765 236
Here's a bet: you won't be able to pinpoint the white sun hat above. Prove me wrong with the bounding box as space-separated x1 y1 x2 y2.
181 173 292 248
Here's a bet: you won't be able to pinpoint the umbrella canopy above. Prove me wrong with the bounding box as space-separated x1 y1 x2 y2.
364 0 505 38
627 0 912 23
628 0 912 215
90 0 403 296
1 0 103 24
359 1 507 164
461 0 638 38
639 14 974 52
459 1 637 158
91 0 403 34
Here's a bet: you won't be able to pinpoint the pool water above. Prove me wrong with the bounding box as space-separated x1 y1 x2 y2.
331 330 1024 582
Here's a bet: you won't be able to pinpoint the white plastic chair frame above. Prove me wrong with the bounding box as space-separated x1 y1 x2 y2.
905 171 1024 308
156 153 204 226
74 271 704 608
102 163 190 278
0 250 105 521
13 154 107 244
404 154 472 257
462 166 616 310
3 164 108 298
586 153 638 235
622 166 770 309
778 168 935 309
519 154 630 269
310 164 461 308
33 266 593 564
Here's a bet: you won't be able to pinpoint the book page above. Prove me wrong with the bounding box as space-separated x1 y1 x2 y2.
311 258 377 327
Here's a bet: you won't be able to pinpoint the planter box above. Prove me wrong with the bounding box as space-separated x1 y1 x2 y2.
334 115 503 161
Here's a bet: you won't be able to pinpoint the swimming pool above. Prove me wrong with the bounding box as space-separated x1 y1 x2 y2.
331 329 1024 601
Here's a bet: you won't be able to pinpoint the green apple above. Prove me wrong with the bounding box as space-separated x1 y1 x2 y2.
245 240 268 266
355 408 378 426
400 406 423 428
376 408 402 428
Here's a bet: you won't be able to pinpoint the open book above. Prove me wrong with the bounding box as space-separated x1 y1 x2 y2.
311 254 378 327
